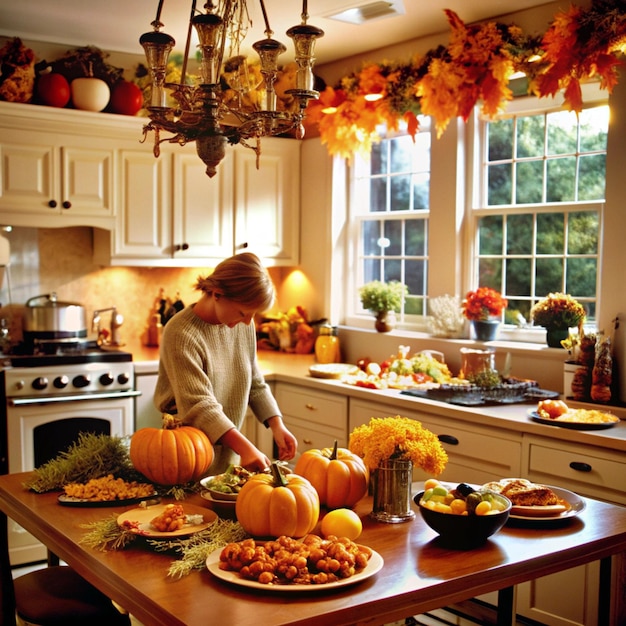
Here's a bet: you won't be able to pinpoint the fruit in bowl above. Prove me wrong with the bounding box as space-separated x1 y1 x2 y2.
414 480 511 548
200 466 254 501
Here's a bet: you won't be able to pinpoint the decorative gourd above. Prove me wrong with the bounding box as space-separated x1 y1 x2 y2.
235 462 320 538
294 441 369 509
129 414 213 485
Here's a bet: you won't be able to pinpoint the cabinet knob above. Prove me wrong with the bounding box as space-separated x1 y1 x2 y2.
438 434 459 446
569 461 592 472
238 242 249 249
175 243 190 252
48 199 57 208
62 200 71 209
305 403 317 411
302 438 313 445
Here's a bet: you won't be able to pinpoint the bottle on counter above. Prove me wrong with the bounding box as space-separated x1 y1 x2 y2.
315 324 340 364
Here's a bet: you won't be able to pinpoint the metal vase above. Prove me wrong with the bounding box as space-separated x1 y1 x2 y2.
370 458 415 523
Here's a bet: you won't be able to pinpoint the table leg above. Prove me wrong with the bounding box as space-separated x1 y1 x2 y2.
0 512 17 626
496 586 514 626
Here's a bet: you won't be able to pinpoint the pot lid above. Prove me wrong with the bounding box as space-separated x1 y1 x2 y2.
26 292 83 308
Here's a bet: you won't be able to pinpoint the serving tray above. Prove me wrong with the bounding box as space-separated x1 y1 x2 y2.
402 385 560 406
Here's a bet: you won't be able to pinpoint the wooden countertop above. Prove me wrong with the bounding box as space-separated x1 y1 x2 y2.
2 471 626 626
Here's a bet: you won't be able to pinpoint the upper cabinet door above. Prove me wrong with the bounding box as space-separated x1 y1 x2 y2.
171 147 234 262
234 138 300 266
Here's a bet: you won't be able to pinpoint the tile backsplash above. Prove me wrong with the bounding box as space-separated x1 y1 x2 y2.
0 226 283 349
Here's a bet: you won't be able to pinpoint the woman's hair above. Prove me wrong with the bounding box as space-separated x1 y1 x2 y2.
195 253 275 311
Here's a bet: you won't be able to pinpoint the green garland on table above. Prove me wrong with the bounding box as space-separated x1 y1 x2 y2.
80 515 248 578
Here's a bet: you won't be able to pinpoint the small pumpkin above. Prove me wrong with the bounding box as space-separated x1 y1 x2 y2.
294 441 369 509
129 414 213 485
235 462 320 538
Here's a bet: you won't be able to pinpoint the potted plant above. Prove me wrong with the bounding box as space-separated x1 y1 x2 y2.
530 292 586 348
359 280 408 332
462 287 507 341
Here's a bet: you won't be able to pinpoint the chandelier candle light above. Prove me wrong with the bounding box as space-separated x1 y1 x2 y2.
140 0 323 177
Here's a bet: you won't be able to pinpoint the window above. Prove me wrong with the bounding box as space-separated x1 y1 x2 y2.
475 104 608 325
351 118 431 322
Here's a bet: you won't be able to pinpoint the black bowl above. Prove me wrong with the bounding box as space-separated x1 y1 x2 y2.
414 490 511 548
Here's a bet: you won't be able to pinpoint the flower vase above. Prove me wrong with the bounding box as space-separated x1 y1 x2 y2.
375 310 396 333
370 459 415 523
471 319 500 341
546 327 569 348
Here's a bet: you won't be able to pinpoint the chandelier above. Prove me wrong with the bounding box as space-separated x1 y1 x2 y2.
140 0 324 177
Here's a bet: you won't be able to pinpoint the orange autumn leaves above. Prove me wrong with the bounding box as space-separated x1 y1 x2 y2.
308 5 626 158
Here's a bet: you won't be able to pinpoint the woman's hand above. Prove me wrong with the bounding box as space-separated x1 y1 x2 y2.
266 416 298 461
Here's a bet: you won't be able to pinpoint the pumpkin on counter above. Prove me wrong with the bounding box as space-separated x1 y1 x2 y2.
129 414 213 485
294 441 369 509
235 462 320 538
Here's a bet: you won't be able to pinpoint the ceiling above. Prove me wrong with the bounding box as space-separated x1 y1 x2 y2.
0 0 555 66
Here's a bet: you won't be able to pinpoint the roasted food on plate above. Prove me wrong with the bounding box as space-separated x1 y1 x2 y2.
482 478 559 507
535 400 619 424
62 474 154 502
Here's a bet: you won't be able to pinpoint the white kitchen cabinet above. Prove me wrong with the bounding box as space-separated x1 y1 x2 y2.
94 136 300 267
274 382 347 462
0 127 115 228
134 370 162 431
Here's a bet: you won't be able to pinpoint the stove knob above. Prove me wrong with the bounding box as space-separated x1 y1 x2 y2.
117 372 130 385
53 376 69 389
99 372 115 386
32 377 48 391
73 374 91 388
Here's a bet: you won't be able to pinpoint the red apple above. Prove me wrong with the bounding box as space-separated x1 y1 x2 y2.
36 73 70 108
110 80 144 116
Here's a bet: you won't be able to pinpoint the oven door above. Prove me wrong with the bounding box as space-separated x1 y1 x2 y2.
6 392 137 565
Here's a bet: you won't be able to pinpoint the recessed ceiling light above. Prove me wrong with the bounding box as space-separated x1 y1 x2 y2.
325 0 405 25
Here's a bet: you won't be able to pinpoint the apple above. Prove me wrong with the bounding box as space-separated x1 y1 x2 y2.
110 80 144 116
36 73 70 108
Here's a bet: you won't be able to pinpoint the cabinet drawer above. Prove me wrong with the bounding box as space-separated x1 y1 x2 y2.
524 435 626 505
285 415 347 460
275 384 348 429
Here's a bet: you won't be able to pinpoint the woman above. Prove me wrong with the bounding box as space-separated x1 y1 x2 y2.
154 252 297 474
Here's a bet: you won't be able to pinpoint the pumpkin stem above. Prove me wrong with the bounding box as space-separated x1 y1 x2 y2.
330 440 338 460
270 461 288 487
161 413 183 430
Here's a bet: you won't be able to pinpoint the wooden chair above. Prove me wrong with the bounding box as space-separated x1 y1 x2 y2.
1 514 130 626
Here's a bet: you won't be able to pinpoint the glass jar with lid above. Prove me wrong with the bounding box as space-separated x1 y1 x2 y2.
315 325 340 364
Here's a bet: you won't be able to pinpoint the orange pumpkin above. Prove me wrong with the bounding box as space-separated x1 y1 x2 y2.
129 417 213 485
294 441 369 509
235 463 320 538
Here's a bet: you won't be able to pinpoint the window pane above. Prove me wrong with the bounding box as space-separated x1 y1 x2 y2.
547 110 577 155
579 106 609 151
536 257 563 294
405 259 426 295
547 157 576 202
362 221 381 256
488 118 513 160
405 295 425 315
413 173 429 210
383 259 402 283
478 257 502 288
488 164 512 205
371 142 385 175
363 258 380 283
370 178 387 212
405 219 426 256
537 213 564 254
390 135 412 172
517 115 545 158
507 214 533 255
506 258 531 296
568 211 598 254
516 161 543 204
384 220 402 256
390 175 411 211
578 154 606 200
567 258 596 298
507 298 531 322
478 215 503 255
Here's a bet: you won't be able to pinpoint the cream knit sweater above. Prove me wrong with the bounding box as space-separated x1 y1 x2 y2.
154 304 281 473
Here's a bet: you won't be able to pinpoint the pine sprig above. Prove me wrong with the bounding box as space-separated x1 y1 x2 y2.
24 433 135 493
148 519 248 578
80 515 140 551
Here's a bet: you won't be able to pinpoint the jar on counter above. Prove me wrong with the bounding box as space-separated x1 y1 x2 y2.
315 325 340 364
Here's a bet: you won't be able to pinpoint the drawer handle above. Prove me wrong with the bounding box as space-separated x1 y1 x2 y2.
305 403 317 411
569 461 592 473
302 438 313 445
438 434 459 446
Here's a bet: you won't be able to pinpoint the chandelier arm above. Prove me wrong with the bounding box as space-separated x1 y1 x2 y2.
153 0 166 28
301 0 308 23
180 0 197 86
258 0 273 38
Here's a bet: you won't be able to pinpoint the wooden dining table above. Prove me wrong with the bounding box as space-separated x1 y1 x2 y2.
1 471 625 626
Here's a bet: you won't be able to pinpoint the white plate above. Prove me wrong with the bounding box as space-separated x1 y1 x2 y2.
117 503 217 538
483 481 585 522
309 363 360 379
206 545 384 592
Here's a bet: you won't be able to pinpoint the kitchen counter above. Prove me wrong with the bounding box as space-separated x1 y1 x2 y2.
129 348 626 453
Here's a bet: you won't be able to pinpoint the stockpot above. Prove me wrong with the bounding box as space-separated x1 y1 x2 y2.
23 293 88 340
